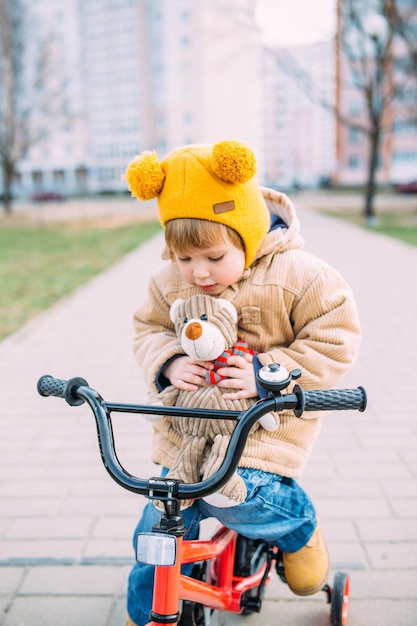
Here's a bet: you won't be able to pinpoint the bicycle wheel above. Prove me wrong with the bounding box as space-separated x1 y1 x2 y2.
330 572 350 626
179 599 206 626
234 535 269 615
178 562 212 626
234 535 268 577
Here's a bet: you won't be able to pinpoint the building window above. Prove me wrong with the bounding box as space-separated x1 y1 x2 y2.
401 86 417 104
393 119 417 134
348 155 362 169
349 128 363 144
392 151 417 162
98 168 114 181
156 114 166 129
53 170 65 185
349 100 363 116
32 171 43 188
350 71 362 88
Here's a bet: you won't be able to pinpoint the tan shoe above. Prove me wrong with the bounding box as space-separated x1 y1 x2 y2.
282 521 330 596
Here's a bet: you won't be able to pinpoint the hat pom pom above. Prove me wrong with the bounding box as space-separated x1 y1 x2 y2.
123 151 165 200
211 141 257 184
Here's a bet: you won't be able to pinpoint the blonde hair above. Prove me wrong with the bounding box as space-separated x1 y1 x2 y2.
165 218 245 257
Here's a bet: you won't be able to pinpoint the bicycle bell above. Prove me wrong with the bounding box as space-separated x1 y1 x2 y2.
257 363 302 392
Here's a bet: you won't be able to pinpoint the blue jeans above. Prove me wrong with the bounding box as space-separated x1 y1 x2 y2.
127 467 316 626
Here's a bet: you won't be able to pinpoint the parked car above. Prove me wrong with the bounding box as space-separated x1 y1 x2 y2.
393 181 417 194
31 191 65 202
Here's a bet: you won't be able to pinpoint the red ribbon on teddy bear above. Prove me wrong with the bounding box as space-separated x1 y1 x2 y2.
206 339 256 384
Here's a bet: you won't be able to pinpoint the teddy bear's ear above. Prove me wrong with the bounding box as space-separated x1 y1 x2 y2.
217 298 238 323
123 150 165 200
211 141 257 184
169 299 185 323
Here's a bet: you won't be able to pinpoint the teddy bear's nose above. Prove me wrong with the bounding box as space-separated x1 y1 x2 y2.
185 321 203 341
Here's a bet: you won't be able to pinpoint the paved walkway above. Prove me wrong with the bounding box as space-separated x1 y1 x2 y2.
0 203 416 625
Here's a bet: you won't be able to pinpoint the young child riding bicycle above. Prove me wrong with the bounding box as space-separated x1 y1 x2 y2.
123 140 361 626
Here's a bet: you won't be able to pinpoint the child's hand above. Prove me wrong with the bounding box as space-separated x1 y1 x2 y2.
163 356 213 391
215 353 258 400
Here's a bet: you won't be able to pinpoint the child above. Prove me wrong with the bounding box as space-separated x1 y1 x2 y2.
123 140 361 626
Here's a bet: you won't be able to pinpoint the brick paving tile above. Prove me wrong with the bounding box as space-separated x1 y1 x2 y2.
1 197 416 625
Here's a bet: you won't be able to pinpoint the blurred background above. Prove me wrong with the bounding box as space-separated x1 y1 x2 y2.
1 0 416 223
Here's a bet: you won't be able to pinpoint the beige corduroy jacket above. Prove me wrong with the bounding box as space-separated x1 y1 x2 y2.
133 188 362 478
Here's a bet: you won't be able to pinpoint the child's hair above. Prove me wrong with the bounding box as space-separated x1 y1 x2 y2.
165 218 244 257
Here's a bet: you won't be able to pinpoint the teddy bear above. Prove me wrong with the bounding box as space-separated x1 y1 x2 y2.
149 294 277 508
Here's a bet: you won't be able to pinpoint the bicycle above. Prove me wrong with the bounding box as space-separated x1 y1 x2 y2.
37 363 366 626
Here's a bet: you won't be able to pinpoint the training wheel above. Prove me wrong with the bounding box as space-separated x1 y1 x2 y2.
330 572 350 625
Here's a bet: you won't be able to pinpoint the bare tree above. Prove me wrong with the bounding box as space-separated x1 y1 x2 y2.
256 0 417 223
0 0 67 214
337 0 417 223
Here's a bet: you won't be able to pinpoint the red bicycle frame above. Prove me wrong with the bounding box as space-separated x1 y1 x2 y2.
147 525 272 625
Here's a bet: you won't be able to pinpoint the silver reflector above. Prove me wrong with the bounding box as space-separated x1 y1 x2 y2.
136 533 177 565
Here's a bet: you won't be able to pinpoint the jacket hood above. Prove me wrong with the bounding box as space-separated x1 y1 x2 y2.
254 187 304 261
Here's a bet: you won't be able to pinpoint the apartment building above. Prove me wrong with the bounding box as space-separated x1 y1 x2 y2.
16 0 264 197
262 40 336 189
16 0 86 196
12 0 416 198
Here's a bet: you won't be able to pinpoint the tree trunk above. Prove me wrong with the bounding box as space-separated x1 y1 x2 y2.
2 196 12 214
1 161 14 214
364 128 380 226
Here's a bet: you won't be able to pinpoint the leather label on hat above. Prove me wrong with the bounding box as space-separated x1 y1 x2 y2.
213 200 235 214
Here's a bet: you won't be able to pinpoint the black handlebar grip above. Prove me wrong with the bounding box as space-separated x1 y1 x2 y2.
37 375 67 398
302 386 367 413
37 375 89 406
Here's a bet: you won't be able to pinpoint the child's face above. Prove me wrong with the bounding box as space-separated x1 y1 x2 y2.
174 239 245 295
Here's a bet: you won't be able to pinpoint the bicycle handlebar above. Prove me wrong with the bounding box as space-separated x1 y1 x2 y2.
37 375 89 406
37 372 366 501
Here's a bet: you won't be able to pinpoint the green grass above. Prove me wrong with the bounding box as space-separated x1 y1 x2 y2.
1 202 415 343
0 220 161 341
369 213 417 246
322 210 417 247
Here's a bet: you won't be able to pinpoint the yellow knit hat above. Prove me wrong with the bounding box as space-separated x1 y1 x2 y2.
123 140 270 267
